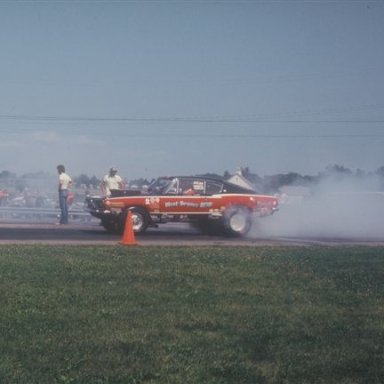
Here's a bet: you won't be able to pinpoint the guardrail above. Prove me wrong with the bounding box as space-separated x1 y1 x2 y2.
0 206 91 221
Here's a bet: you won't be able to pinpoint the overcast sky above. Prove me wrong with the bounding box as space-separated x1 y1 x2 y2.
0 0 383 181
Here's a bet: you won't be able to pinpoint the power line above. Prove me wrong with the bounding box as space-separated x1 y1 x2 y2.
0 114 384 124
1 129 384 139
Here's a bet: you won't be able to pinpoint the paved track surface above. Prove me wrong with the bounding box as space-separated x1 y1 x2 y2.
1 219 384 246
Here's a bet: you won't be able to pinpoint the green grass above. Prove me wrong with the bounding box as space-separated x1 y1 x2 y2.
0 245 384 384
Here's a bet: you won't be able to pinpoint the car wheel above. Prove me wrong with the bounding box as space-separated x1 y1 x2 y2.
120 207 149 234
223 206 252 236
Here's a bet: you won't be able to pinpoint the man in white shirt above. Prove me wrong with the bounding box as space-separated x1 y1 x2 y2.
101 167 125 197
57 164 73 224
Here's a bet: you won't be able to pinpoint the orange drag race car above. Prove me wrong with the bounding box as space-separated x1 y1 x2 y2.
86 176 278 237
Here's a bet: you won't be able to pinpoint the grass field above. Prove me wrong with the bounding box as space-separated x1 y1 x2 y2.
0 245 383 384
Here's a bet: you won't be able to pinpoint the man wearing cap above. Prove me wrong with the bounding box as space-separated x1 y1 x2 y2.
101 167 125 197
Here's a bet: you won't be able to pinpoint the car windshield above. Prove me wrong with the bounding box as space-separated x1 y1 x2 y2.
148 177 174 195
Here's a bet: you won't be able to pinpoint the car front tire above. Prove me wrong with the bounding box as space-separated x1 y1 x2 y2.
120 207 149 234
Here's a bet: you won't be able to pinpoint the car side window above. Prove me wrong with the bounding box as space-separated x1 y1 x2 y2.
178 179 203 195
205 181 223 195
179 179 194 194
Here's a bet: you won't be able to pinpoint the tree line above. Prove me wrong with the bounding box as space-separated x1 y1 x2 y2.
1 165 384 193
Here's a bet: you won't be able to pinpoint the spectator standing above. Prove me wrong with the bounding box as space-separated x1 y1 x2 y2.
100 167 125 197
56 164 72 224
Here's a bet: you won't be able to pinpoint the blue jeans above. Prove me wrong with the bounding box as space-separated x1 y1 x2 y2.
59 189 69 224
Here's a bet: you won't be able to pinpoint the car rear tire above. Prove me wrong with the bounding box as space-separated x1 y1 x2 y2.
120 207 149 234
223 206 252 237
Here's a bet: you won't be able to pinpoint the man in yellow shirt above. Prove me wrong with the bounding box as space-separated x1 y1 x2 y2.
57 164 73 224
100 167 125 197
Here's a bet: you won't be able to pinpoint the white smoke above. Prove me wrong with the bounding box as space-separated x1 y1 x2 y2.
253 175 384 239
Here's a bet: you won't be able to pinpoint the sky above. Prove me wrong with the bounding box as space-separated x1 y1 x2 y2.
0 0 383 181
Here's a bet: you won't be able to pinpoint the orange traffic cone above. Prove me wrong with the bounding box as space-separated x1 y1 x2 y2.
119 210 138 245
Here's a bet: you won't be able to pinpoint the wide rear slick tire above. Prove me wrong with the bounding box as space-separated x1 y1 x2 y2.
120 207 149 234
223 206 252 237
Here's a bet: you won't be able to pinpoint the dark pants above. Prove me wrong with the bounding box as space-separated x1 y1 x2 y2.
59 189 69 224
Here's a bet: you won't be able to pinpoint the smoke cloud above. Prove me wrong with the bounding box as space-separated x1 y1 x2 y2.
253 175 384 240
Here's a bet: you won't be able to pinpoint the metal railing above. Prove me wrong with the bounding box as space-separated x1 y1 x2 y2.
0 206 91 221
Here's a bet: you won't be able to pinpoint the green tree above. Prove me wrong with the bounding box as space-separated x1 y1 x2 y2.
74 174 101 188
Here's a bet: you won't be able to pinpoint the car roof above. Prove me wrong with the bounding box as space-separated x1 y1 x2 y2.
160 175 256 194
